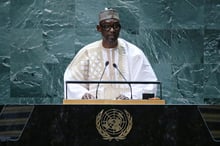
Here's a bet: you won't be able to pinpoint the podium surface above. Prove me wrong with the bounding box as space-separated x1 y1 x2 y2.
63 99 165 105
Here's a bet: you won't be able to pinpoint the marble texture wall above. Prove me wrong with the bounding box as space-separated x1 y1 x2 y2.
0 0 219 104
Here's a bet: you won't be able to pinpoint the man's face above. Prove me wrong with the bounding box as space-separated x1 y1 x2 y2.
97 19 121 43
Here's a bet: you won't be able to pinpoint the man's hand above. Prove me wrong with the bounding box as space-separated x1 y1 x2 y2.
116 94 129 100
82 93 95 99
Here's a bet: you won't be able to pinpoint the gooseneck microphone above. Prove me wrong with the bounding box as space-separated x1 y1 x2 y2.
112 63 133 99
95 61 109 99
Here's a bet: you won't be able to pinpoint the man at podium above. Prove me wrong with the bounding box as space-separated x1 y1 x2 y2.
64 8 158 100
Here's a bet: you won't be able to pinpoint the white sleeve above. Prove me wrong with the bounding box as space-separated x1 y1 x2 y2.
64 66 89 99
127 45 158 99
132 55 158 99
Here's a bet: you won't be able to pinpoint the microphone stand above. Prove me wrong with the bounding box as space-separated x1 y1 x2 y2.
112 63 133 99
95 61 109 99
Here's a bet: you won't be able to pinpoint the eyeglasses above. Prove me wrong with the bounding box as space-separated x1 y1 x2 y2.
100 23 121 31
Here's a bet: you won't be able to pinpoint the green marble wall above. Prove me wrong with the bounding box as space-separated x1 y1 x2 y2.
0 0 219 104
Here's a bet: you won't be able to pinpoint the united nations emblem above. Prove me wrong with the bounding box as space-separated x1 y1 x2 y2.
96 109 132 141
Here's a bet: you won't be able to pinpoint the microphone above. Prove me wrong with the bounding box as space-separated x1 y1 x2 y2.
95 61 109 99
112 63 133 99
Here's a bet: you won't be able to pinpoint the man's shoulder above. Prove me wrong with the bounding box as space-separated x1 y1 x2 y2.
72 40 101 61
118 38 143 54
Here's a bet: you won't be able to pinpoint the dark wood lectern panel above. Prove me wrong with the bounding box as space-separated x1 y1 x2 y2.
0 105 219 146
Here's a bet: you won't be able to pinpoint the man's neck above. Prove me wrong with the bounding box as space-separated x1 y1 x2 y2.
102 40 118 48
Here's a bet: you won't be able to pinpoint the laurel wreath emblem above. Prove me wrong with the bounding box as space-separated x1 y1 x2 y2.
96 109 132 141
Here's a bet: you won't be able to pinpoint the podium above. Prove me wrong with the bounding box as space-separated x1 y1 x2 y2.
0 104 219 146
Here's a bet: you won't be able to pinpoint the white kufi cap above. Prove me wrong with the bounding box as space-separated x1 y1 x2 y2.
99 8 120 22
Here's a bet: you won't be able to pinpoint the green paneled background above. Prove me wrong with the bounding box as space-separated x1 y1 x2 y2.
0 0 219 104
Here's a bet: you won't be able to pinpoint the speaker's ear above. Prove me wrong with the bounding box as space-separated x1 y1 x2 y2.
96 25 102 32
